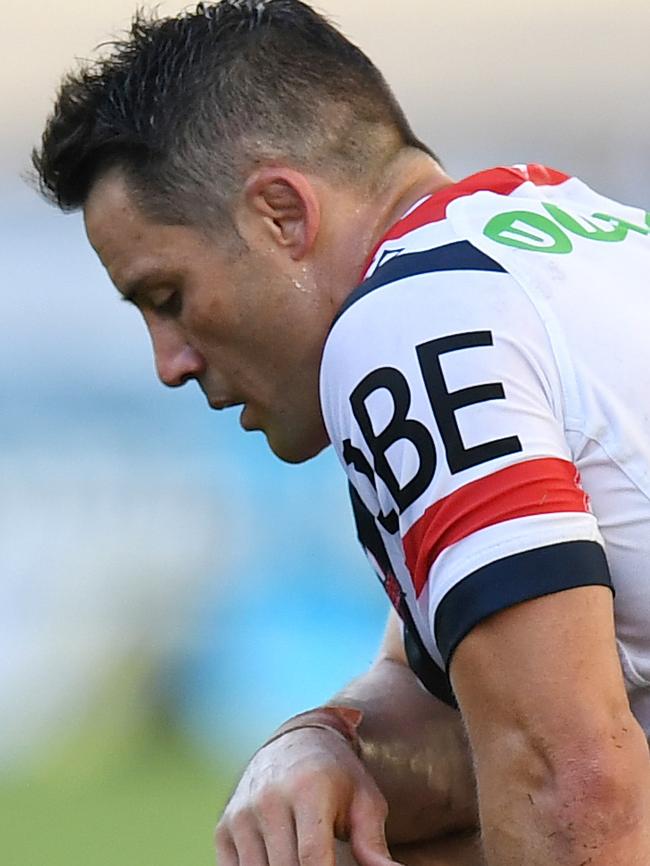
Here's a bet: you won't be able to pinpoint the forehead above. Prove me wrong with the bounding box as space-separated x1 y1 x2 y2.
83 171 213 292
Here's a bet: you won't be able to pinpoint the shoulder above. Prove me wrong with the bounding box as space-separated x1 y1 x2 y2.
319 164 581 461
321 233 552 419
330 162 577 335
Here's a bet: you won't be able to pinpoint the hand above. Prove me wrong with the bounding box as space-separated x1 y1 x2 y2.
215 725 404 866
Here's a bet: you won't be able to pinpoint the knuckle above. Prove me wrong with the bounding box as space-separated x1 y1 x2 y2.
298 838 328 865
285 767 321 796
253 786 283 817
325 762 351 786
225 805 255 836
213 820 231 848
288 766 342 801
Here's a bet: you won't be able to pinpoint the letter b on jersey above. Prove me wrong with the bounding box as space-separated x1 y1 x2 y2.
345 332 523 534
346 368 436 534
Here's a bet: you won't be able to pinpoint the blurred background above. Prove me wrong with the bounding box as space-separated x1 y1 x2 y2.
2 1 649 862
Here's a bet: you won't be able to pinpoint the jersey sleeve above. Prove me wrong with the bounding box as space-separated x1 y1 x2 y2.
321 243 612 669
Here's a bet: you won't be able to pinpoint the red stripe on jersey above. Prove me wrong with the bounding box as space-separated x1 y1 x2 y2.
403 457 589 598
525 164 571 187
361 164 571 278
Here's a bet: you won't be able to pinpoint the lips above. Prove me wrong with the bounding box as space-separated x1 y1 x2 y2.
239 404 257 430
207 397 257 432
208 399 244 411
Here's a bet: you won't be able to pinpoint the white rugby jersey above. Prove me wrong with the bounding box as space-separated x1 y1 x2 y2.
320 164 650 729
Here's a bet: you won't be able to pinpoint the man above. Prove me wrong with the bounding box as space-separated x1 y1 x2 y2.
32 1 650 864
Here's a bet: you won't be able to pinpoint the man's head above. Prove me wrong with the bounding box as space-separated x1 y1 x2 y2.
33 0 441 462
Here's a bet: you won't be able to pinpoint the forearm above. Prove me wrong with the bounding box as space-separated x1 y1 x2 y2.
330 658 478 844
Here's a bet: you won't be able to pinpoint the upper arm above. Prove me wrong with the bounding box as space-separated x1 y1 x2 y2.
450 584 635 757
448 585 650 853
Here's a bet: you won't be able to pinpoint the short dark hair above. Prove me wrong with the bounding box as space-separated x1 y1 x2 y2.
32 0 435 229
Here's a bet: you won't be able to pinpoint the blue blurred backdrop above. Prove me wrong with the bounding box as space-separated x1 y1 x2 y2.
2 2 648 862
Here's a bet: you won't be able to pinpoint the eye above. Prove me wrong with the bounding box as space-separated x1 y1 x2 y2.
150 289 182 318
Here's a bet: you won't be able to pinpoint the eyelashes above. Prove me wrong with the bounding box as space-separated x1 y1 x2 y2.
154 292 182 317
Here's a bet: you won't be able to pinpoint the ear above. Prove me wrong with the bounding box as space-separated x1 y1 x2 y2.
238 168 321 260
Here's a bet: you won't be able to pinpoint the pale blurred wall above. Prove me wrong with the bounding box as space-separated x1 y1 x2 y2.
3 0 649 197
1 0 649 769
3 0 649 379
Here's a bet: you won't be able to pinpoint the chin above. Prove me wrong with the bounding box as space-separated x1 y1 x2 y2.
265 426 330 464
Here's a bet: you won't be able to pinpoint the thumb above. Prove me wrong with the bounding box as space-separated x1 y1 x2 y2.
347 790 403 866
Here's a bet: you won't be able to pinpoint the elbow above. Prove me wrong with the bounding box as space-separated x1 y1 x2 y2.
552 766 643 846
540 722 650 854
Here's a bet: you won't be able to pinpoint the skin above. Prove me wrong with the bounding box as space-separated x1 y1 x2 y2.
450 586 650 865
215 608 482 866
84 147 650 866
84 153 452 463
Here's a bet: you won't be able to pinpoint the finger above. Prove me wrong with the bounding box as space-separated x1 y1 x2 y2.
348 791 402 866
230 822 270 866
214 825 239 866
258 802 300 866
294 796 337 866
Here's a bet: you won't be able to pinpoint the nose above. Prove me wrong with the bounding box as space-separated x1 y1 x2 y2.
151 328 206 388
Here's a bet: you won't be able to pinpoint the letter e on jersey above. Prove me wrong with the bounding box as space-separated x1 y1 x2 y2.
416 331 523 474
346 331 523 528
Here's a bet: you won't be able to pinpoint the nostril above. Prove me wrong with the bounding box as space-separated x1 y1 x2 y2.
156 345 206 388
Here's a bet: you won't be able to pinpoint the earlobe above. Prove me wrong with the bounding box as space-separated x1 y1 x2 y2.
241 168 320 260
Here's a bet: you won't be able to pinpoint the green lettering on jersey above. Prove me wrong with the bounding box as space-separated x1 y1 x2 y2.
591 213 650 238
485 205 650 253
483 211 573 254
544 204 646 242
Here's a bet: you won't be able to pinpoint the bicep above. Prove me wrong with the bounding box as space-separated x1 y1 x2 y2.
448 585 650 863
450 584 640 783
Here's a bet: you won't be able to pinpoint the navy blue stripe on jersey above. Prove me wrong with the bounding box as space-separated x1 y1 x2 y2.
435 540 613 668
335 242 506 325
348 482 458 707
403 618 458 708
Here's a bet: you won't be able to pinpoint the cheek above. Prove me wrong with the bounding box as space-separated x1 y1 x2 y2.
181 303 227 356
186 292 302 386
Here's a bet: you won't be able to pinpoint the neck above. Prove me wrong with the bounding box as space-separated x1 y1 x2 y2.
370 151 454 250
321 150 454 311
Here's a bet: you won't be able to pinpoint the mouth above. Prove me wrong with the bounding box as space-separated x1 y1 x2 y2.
208 399 245 412
207 397 259 432
239 403 257 431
